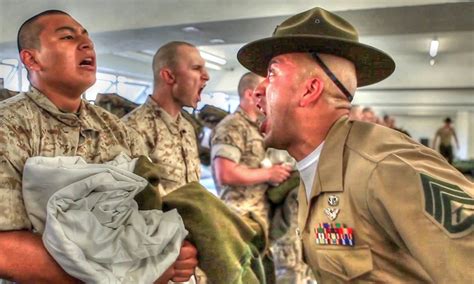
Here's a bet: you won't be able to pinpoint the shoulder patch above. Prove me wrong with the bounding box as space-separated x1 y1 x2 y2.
420 173 473 237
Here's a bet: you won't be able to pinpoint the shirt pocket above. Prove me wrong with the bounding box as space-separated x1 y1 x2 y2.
316 245 373 281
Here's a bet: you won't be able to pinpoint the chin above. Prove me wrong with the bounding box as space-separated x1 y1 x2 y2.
82 77 96 88
264 132 287 150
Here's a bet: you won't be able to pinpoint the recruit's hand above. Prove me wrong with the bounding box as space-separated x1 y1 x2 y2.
266 164 292 184
154 240 198 284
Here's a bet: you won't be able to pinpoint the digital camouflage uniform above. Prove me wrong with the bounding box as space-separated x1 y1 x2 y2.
264 149 313 284
0 87 147 231
211 107 270 227
122 96 200 195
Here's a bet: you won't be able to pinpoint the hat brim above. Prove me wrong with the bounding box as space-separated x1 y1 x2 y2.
237 35 395 87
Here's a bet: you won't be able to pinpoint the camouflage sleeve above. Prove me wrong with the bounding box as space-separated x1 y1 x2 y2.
122 108 156 158
211 120 245 163
0 121 32 230
125 124 149 159
211 144 241 163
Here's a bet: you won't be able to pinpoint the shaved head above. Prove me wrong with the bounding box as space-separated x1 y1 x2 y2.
237 72 262 99
17 10 69 53
152 41 195 81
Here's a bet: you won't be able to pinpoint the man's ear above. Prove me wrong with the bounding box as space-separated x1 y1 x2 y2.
159 68 176 84
20 49 40 73
245 89 255 101
300 77 324 107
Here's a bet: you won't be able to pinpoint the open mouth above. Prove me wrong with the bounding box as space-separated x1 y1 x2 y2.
199 84 206 94
256 102 267 116
260 119 269 135
79 57 95 69
197 84 206 101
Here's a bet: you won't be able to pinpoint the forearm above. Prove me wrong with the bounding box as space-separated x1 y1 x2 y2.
0 230 80 283
219 164 269 186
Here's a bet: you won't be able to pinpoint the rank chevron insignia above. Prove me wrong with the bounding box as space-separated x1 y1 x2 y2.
420 173 473 236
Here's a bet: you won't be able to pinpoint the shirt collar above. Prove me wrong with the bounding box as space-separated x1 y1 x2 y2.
25 86 93 128
235 106 259 128
296 142 325 201
145 96 182 135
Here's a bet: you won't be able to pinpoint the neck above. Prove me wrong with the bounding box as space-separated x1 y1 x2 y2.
287 132 326 162
32 81 83 112
151 88 180 118
287 112 346 161
239 103 258 122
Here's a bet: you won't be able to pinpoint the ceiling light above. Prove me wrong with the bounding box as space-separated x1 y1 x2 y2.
199 50 227 65
429 38 439 57
205 62 222 71
209 38 225 44
140 50 156 56
182 26 200 33
429 58 436 66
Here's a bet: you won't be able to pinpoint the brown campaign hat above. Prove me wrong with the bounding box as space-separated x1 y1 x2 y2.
237 7 395 87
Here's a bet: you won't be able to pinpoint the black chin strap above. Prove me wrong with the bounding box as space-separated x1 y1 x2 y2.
311 53 353 102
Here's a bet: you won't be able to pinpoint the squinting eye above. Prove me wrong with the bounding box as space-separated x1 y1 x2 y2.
61 35 74 40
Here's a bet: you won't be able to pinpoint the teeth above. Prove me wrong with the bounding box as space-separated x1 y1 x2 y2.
80 58 93 65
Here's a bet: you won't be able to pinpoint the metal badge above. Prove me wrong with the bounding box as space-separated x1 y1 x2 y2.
328 195 339 206
324 207 340 221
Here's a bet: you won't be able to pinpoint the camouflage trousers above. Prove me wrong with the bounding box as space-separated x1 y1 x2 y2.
271 235 313 284
269 187 314 284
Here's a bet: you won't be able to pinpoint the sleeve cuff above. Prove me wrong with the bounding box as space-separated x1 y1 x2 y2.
211 144 241 163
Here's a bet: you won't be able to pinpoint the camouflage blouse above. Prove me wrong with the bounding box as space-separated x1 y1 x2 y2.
122 96 200 195
0 87 147 230
211 107 269 223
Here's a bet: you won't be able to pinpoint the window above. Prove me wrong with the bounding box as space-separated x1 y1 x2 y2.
0 59 30 92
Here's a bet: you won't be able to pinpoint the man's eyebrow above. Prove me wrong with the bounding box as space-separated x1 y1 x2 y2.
55 26 89 35
268 58 278 66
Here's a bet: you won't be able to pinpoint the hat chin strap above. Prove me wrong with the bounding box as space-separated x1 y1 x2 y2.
311 53 353 102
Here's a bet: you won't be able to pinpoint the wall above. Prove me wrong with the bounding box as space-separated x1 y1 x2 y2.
354 88 474 160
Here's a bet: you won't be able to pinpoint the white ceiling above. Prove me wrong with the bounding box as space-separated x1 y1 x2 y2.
0 0 473 100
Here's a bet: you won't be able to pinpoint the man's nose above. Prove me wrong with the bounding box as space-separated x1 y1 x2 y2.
79 35 94 50
202 68 210 81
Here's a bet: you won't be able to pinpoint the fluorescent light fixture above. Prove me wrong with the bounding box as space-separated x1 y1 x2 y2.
140 50 156 56
205 62 222 71
182 26 200 33
209 38 225 44
429 39 439 57
199 50 227 65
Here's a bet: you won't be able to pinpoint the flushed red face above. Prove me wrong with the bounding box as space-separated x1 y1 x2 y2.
30 14 96 95
255 53 308 149
171 45 210 109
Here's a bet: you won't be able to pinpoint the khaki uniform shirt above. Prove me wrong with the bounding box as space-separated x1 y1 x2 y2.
211 107 269 224
0 87 147 231
297 116 473 283
122 96 200 194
